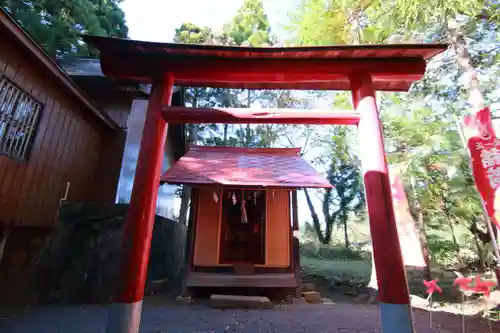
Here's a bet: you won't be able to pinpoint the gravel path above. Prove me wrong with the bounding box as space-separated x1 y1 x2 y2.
1 301 497 333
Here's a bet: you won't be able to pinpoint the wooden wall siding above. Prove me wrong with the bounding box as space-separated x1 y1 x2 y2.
0 28 113 227
193 187 221 267
265 189 291 267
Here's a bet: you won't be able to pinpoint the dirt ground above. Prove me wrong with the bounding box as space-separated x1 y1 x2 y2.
1 296 498 333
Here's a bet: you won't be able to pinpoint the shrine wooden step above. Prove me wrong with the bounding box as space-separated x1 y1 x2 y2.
209 294 272 309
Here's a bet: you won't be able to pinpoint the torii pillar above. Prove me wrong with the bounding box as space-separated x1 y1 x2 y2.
107 74 174 333
351 73 414 333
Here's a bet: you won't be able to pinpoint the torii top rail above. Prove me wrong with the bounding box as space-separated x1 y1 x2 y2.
84 34 447 333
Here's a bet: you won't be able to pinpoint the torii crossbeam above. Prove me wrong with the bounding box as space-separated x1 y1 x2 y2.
162 107 361 125
84 35 447 333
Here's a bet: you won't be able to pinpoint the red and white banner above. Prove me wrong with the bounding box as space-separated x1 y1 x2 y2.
389 164 427 268
464 107 500 229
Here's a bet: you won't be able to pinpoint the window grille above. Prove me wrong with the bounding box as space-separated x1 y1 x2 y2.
0 77 42 161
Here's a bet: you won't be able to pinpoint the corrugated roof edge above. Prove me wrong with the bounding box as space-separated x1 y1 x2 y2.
0 8 117 130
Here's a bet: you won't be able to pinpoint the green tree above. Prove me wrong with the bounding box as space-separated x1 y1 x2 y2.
224 0 275 46
290 0 388 45
303 126 364 246
290 0 500 114
289 0 500 287
381 96 496 269
174 22 215 44
1 0 128 57
378 1 499 115
213 0 280 148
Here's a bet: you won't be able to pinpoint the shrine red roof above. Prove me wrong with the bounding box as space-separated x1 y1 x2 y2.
160 146 332 189
83 35 447 92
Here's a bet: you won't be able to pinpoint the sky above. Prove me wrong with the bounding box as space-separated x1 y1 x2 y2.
119 0 300 43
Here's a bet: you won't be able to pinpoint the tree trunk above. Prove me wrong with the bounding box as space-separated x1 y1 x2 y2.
349 8 362 44
244 90 252 146
321 188 335 244
245 124 251 146
441 194 461 256
303 188 325 244
223 124 228 145
343 214 349 248
474 232 486 272
446 213 461 255
448 24 485 112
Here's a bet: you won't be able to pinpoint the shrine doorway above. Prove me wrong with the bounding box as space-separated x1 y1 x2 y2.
219 188 266 265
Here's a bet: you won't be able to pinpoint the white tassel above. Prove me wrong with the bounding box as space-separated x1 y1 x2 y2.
213 192 219 203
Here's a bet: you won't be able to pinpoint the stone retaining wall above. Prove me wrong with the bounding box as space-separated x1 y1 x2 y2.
35 202 186 303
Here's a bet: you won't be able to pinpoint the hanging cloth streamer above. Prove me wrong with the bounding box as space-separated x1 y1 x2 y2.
241 198 248 223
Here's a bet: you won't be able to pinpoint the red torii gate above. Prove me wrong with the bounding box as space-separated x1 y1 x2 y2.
84 35 446 333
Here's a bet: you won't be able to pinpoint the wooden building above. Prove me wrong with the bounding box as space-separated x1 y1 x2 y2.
56 57 186 219
0 8 185 303
161 146 331 294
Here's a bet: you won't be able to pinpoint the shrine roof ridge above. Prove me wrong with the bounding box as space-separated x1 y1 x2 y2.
187 145 302 155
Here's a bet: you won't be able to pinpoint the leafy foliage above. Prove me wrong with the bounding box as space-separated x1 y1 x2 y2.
289 0 500 272
1 0 128 57
224 0 275 46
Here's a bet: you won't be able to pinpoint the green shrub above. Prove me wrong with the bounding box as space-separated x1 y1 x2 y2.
300 241 371 261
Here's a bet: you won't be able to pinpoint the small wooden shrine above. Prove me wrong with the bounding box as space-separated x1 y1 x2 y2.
161 146 331 293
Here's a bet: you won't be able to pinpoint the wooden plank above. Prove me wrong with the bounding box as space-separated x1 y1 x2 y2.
193 187 222 266
291 190 299 231
52 114 76 209
163 107 360 125
33 101 65 223
15 93 54 226
265 189 290 267
27 101 62 225
291 190 302 296
0 52 24 202
288 194 294 274
67 117 83 200
13 96 52 226
45 111 72 219
52 108 72 182
186 272 297 288
60 116 77 202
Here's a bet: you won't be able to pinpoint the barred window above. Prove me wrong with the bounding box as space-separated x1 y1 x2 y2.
0 77 42 161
